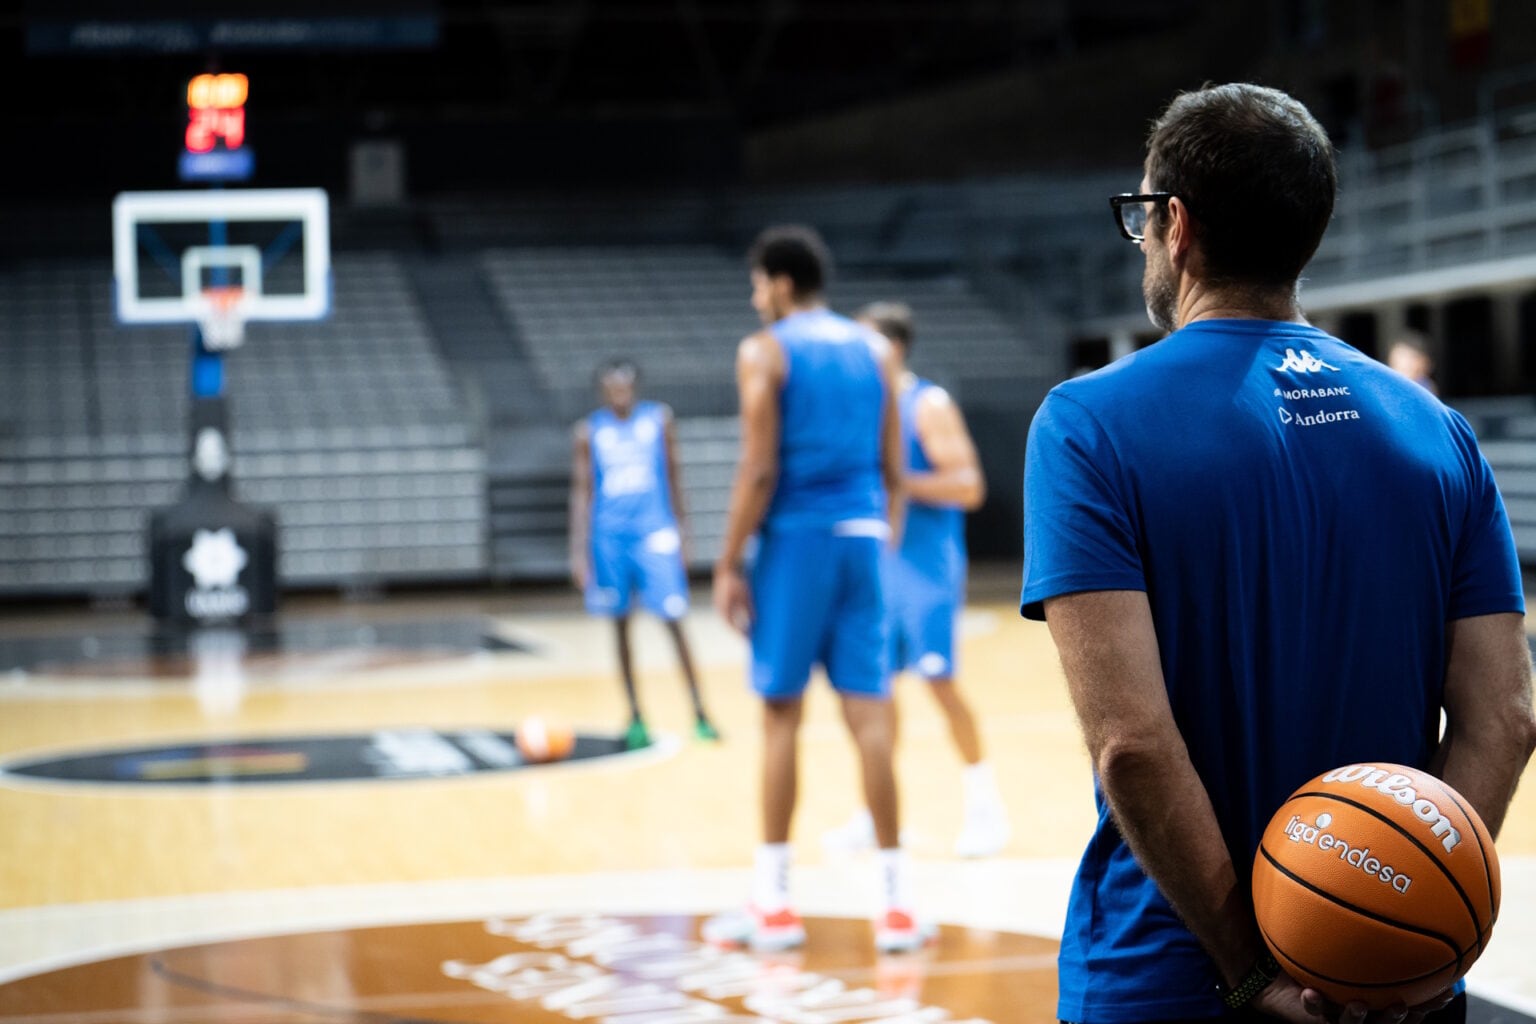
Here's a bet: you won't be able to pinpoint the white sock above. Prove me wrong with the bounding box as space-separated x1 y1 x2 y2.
754 843 791 913
877 847 910 912
963 761 1001 810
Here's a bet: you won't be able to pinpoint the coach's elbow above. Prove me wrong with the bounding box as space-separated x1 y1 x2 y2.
1094 732 1177 796
1515 703 1536 765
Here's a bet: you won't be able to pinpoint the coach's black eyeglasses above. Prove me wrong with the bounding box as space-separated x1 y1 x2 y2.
1109 192 1176 243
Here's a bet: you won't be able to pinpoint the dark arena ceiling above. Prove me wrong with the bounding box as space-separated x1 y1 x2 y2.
7 1 1205 127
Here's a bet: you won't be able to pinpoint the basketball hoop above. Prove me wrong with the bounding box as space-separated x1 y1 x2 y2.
197 285 248 351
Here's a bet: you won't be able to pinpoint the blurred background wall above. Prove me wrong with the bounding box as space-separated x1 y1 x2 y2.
5 0 1536 601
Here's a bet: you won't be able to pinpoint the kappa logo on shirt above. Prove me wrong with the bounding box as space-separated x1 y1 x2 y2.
1276 348 1340 373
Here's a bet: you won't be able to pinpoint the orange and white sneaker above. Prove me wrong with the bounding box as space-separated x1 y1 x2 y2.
701 906 806 952
874 909 937 954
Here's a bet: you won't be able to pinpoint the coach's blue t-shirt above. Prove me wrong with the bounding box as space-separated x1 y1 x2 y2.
1020 319 1523 1023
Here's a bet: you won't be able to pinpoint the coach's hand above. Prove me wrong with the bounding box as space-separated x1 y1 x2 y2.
1256 976 1455 1024
1245 972 1323 1023
570 557 588 593
713 563 752 634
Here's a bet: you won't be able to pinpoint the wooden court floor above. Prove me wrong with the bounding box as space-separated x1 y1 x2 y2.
0 575 1533 1022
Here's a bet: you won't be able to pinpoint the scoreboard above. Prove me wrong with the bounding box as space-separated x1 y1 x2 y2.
179 73 254 182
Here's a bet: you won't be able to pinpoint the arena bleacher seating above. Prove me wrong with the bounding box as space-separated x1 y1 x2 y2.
0 254 484 595
8 93 1536 599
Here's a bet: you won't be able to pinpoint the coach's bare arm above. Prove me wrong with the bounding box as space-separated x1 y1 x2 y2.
1430 613 1536 838
1045 590 1320 1023
712 331 783 633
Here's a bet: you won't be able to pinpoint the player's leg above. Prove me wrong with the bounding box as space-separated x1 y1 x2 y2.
586 532 648 747
636 527 717 740
823 558 907 853
825 534 930 953
613 615 650 750
663 619 718 739
929 675 1007 856
906 561 1009 856
703 693 805 951
927 678 981 763
839 695 898 847
703 528 824 952
762 695 803 846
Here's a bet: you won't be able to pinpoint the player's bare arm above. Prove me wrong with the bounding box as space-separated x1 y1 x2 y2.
1430 612 1536 837
568 420 593 592
661 404 692 568
909 387 985 510
712 331 784 633
1044 589 1320 1022
873 334 906 547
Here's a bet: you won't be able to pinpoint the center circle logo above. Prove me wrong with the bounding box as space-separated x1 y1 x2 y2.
0 914 1058 1023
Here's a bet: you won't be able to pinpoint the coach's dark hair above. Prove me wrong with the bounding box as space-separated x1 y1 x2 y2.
1146 83 1336 286
748 225 832 297
858 302 914 349
595 358 639 386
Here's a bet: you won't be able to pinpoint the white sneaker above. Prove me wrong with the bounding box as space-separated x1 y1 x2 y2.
874 909 937 954
701 906 806 952
821 811 876 853
954 805 1010 858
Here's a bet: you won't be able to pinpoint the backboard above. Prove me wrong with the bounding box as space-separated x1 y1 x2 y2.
112 188 331 328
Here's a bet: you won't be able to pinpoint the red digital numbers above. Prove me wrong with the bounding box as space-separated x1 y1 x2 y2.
185 74 249 154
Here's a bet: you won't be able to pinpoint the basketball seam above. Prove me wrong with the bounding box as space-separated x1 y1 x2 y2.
1258 916 1459 990
1257 844 1462 959
1291 789 1482 948
1429 781 1497 953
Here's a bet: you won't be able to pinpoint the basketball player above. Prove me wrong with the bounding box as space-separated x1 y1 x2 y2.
822 301 1009 858
569 360 717 750
704 226 927 954
1022 84 1535 1023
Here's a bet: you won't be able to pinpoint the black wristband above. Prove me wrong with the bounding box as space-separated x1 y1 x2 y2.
1218 952 1280 1010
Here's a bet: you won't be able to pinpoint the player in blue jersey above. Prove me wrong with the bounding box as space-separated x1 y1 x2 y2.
1023 83 1536 1024
703 226 928 955
821 301 1010 858
570 360 717 750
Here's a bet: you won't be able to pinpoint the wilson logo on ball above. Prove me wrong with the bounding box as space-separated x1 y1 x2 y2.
1320 764 1462 852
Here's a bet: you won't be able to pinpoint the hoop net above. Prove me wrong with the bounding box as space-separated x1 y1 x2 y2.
197 286 248 352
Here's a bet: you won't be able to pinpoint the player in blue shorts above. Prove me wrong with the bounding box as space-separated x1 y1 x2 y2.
704 226 929 955
569 360 717 751
820 301 1010 858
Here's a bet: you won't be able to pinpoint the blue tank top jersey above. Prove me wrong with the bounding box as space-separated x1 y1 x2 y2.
586 401 676 538
1020 319 1524 1022
765 309 887 530
898 376 966 585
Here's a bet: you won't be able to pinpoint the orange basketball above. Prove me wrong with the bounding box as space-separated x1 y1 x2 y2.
515 716 575 764
1253 763 1499 1009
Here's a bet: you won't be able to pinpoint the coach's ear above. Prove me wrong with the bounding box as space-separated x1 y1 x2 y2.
1163 196 1195 270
